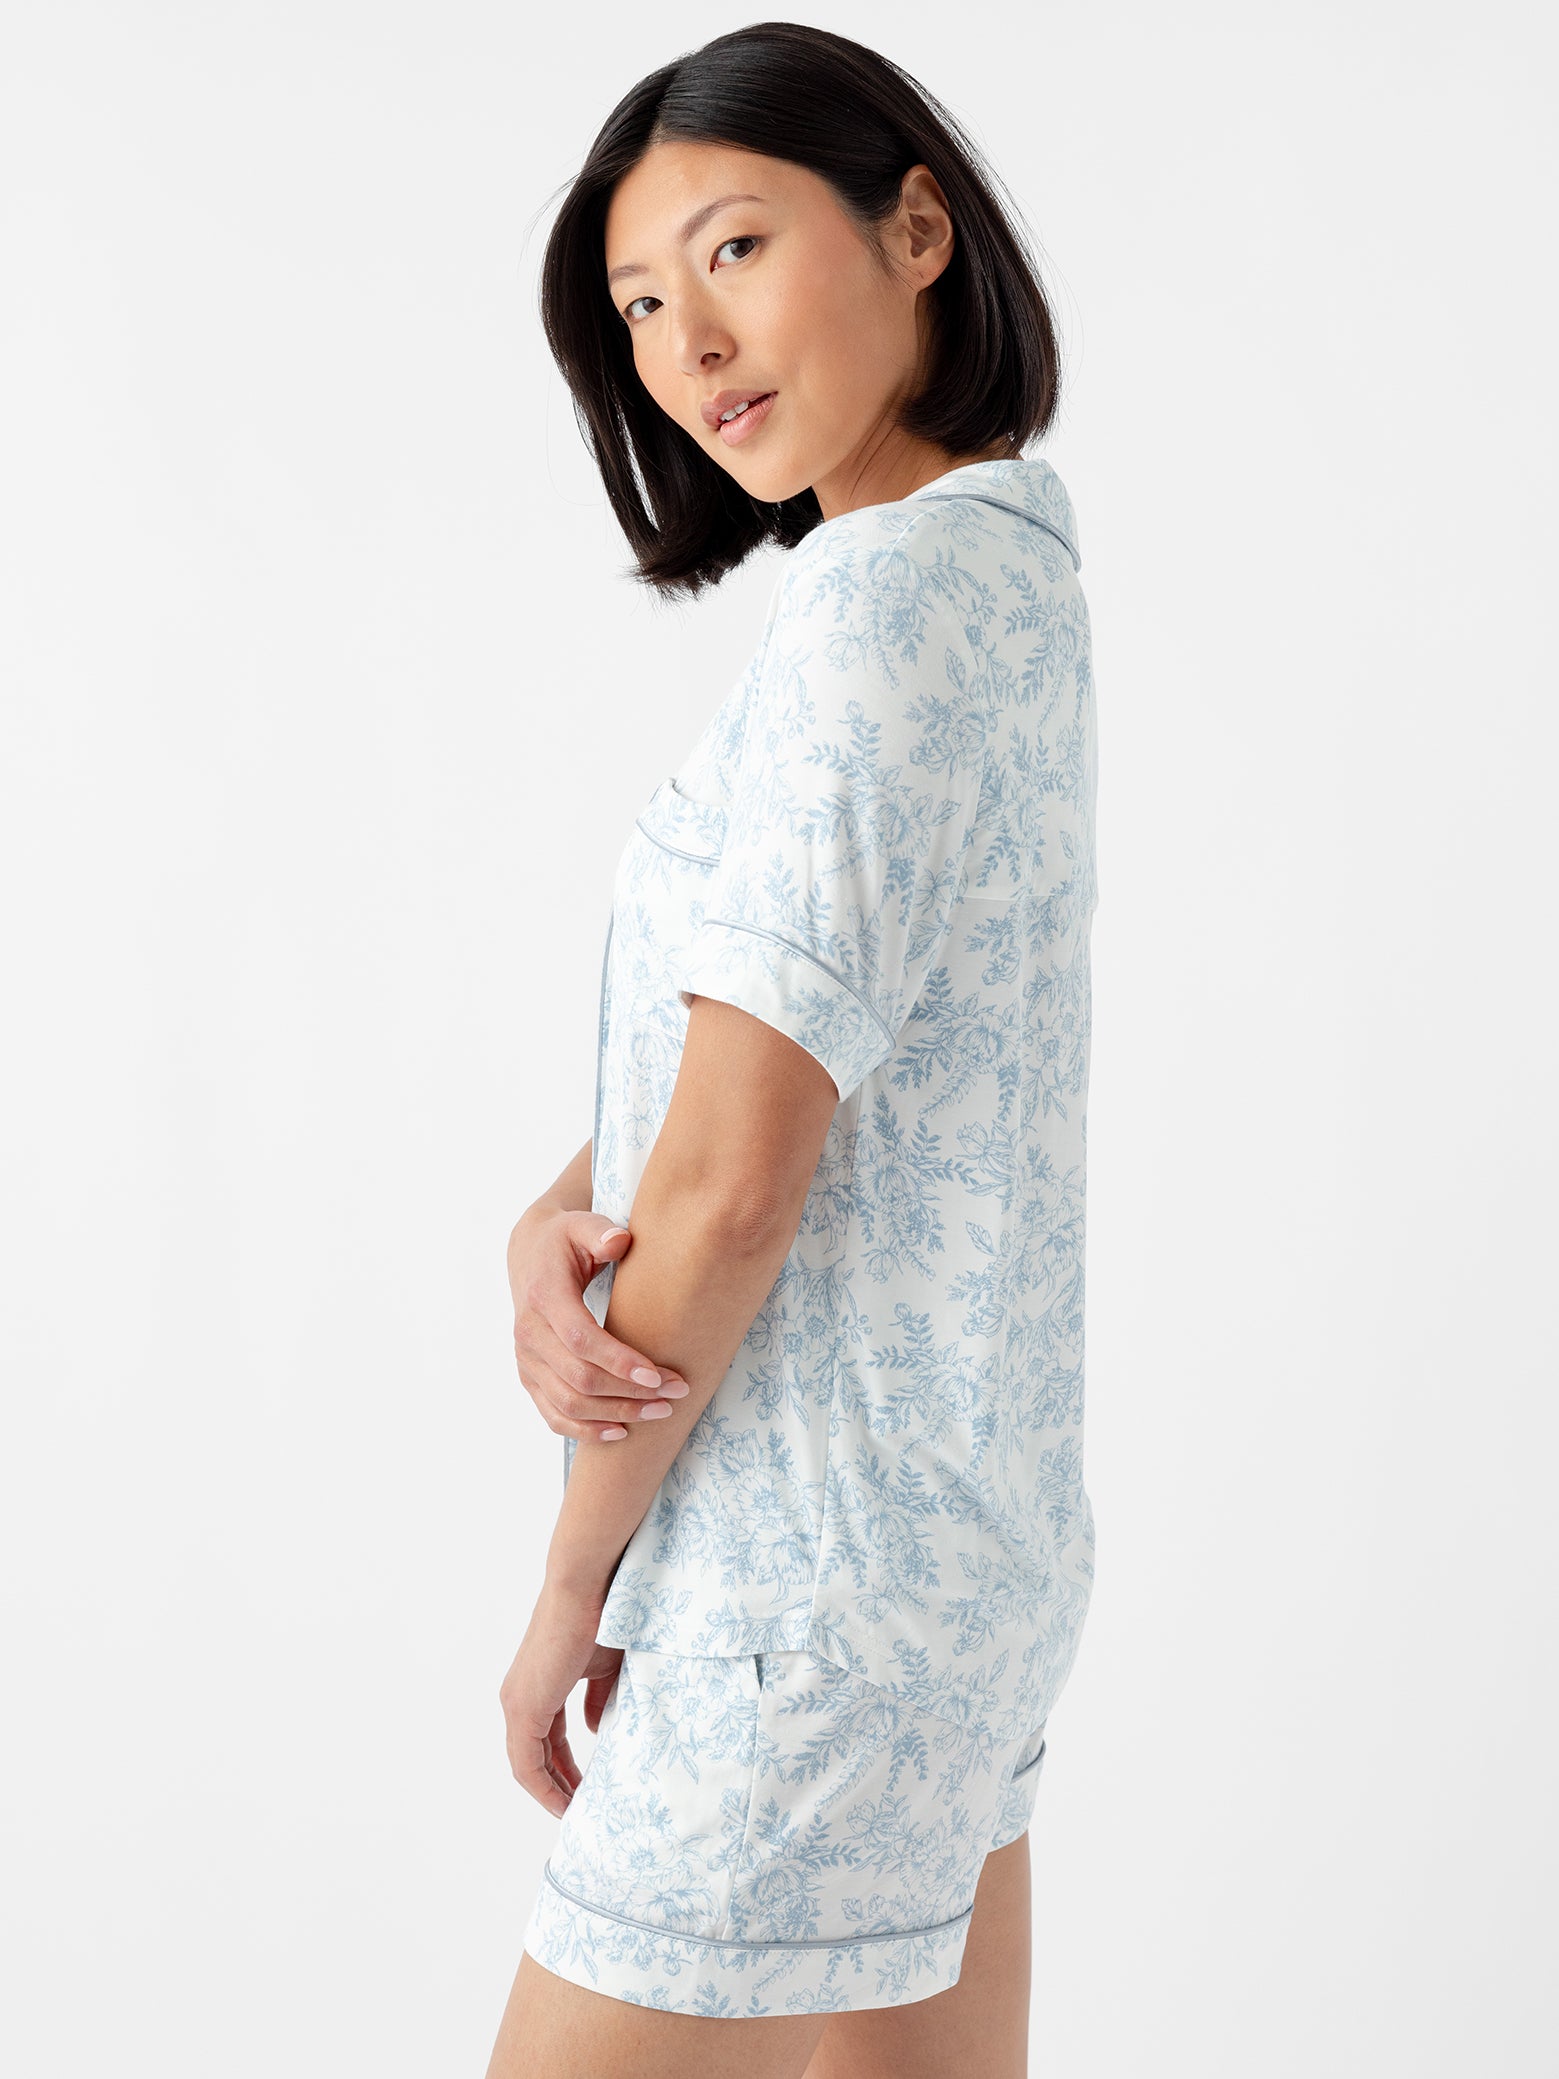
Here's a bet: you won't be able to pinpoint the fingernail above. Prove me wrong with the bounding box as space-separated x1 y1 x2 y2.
630 1366 661 1388
600 1227 629 1244
658 1380 690 1397
639 1401 673 1420
601 1425 628 1440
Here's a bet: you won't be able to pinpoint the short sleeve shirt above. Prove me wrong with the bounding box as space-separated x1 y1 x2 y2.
563 455 1098 1745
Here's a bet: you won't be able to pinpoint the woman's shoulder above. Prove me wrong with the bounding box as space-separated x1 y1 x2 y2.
772 485 1063 671
779 459 1080 614
771 492 974 640
787 486 957 576
789 457 1080 581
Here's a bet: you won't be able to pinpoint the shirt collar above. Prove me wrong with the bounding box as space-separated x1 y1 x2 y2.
904 454 1082 572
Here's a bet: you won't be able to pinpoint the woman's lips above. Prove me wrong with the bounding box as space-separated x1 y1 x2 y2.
716 391 776 446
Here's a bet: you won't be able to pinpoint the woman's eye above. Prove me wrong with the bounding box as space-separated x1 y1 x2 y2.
621 236 759 323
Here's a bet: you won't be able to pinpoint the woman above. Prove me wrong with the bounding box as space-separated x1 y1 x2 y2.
485 24 1098 2078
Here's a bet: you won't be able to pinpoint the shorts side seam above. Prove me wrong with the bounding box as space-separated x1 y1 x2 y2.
542 1859 976 1950
715 1654 765 1943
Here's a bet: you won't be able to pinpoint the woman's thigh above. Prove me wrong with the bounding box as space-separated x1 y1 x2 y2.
800 1832 1032 2079
485 1949 831 2079
485 1838 1029 2079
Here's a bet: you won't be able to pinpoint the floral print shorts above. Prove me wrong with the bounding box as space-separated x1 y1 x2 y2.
521 1644 1049 2017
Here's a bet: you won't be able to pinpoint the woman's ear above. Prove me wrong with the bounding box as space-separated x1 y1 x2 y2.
892 162 957 289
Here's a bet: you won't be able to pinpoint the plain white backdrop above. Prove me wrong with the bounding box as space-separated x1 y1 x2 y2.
2 3 1553 2072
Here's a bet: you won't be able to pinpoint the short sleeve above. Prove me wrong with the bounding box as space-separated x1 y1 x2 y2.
674 517 989 1102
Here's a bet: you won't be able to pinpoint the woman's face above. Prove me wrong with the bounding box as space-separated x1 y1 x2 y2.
603 141 968 519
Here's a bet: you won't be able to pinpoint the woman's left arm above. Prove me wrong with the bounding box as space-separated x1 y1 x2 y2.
500 992 841 1812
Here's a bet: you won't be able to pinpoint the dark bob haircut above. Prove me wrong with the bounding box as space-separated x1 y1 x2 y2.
538 22 1063 603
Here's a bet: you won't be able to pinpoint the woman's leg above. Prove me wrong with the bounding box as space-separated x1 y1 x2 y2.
482 1833 1028 2079
800 1831 1032 2079
483 1950 831 2079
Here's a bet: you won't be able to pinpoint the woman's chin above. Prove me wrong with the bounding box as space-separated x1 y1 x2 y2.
724 458 808 505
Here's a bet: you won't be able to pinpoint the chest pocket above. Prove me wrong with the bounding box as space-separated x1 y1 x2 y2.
609 773 730 1015
633 773 729 867
595 776 732 1218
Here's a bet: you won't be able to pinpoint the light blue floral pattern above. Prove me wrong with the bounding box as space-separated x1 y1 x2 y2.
565 456 1098 1752
522 1645 1049 2014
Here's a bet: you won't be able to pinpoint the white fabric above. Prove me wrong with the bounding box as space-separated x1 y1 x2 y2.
566 456 1099 1747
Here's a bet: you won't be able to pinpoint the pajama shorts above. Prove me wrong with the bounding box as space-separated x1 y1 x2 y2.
521 1643 1049 2016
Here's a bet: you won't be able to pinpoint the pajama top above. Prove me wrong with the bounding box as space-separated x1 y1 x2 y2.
563 453 1098 1746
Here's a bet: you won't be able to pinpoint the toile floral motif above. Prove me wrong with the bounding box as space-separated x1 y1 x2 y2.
565 456 1098 1751
522 1644 1050 2014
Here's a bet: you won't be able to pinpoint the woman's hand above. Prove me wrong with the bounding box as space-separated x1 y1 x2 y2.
507 1205 691 1441
498 1576 624 1817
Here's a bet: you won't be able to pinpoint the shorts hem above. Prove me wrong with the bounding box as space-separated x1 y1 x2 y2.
987 1731 1048 1851
523 1858 974 2016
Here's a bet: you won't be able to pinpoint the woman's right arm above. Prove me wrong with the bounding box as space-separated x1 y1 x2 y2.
528 1135 594 1217
507 1137 692 1442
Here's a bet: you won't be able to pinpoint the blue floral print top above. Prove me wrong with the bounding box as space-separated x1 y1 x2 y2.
563 455 1098 1747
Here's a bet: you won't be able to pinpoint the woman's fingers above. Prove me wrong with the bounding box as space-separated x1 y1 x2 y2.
508 1207 693 1436
533 1376 685 1438
511 1208 674 1395
504 1713 574 1818
583 1660 621 1735
556 1230 692 1394
547 1704 582 1795
517 1301 691 1433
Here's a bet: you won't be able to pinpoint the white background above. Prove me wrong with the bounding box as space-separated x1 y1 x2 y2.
2 3 1554 2072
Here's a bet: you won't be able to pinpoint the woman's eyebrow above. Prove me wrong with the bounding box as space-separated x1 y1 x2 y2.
607 193 766 286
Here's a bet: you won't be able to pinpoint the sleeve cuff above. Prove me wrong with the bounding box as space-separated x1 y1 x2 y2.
675 916 897 1102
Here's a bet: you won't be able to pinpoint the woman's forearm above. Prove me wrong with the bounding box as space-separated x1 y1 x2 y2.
541 1162 801 1600
526 1136 594 1220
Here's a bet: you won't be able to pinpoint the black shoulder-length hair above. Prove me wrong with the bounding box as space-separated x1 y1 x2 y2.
538 21 1062 603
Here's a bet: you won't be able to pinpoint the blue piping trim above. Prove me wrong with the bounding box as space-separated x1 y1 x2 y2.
565 907 617 1502
591 908 614 1172
1008 1738 1048 1780
635 819 723 866
905 490 1082 571
542 1861 974 1949
697 915 898 1052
